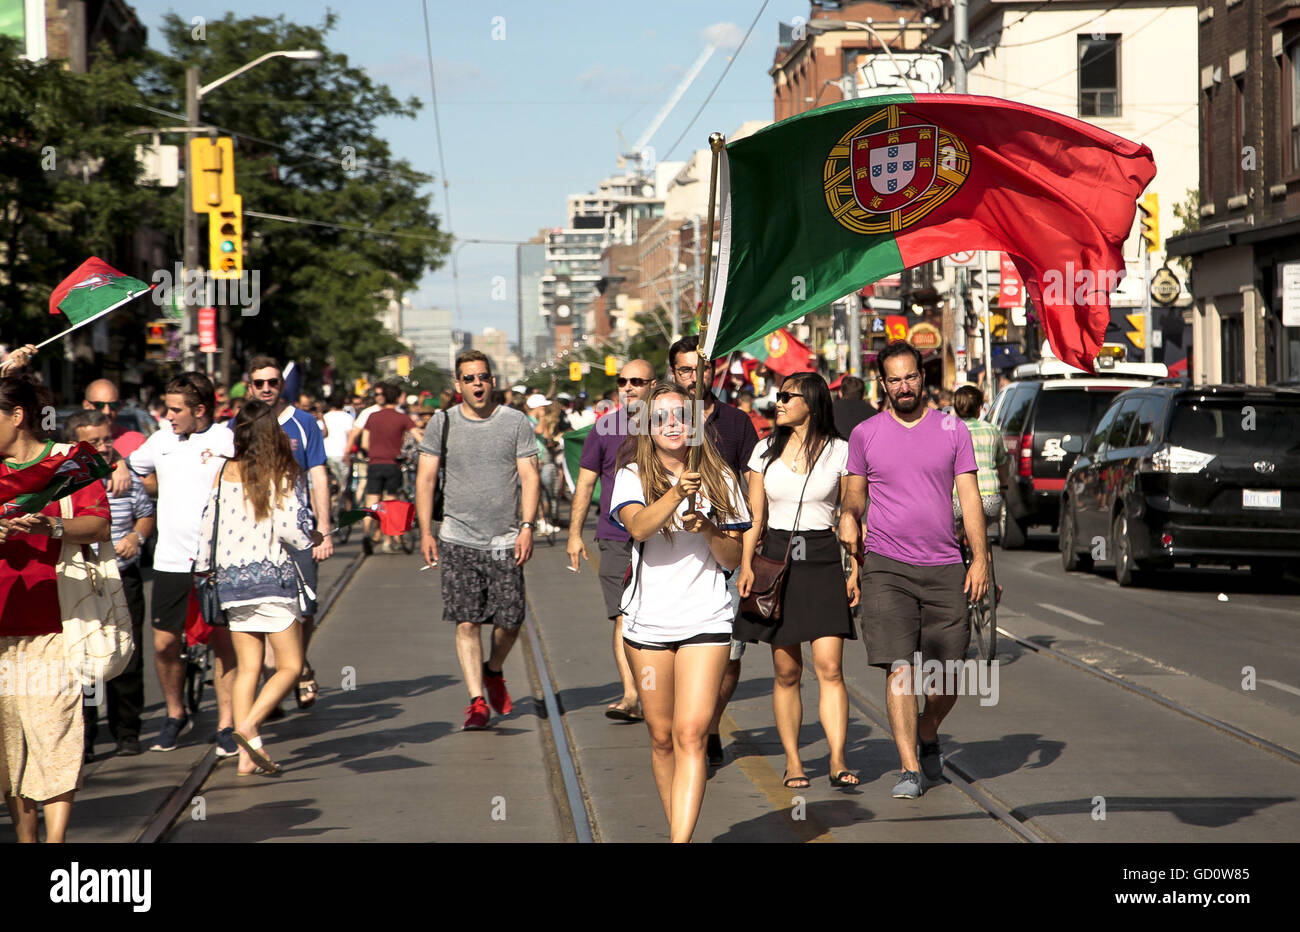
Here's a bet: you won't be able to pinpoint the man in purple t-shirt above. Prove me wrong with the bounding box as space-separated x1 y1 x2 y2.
840 341 991 800
568 359 656 720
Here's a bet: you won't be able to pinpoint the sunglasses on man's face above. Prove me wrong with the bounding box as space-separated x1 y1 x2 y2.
90 400 119 412
617 377 650 387
252 378 281 389
775 391 804 404
460 373 492 384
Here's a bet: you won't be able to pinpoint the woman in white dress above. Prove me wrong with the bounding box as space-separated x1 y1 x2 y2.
196 400 321 775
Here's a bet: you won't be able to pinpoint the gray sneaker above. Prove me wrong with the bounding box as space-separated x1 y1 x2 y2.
918 737 943 782
891 770 923 799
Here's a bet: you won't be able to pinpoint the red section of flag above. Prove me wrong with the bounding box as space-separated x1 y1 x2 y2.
370 500 414 537
0 442 111 517
48 257 129 315
891 95 1156 371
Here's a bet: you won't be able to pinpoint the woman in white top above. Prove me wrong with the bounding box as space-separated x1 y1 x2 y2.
196 401 321 775
610 383 750 842
735 372 861 790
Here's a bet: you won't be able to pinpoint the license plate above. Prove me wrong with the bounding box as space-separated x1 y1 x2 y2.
1243 489 1281 509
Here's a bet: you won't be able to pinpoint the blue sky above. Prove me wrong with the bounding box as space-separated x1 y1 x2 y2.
130 0 809 344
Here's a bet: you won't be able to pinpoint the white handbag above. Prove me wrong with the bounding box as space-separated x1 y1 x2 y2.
52 445 134 688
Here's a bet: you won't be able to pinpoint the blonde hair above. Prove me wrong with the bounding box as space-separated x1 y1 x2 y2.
630 384 742 542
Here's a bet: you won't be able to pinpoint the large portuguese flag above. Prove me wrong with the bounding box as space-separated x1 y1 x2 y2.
702 94 1156 373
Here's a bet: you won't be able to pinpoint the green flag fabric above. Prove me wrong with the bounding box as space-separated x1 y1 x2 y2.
48 257 151 326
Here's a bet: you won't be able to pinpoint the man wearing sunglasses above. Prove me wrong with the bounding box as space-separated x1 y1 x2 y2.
568 359 656 721
666 335 759 767
83 379 146 494
416 350 541 731
247 355 333 710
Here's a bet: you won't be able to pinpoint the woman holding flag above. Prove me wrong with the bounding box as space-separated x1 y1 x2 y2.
0 372 111 841
195 400 321 776
610 382 750 842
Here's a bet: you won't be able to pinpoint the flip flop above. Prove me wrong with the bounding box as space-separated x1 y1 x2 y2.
604 703 643 722
232 731 282 775
782 772 811 789
296 669 318 710
830 770 861 787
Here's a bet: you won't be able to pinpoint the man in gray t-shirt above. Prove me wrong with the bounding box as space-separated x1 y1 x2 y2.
415 351 541 731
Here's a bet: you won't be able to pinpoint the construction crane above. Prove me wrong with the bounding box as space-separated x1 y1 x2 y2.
617 43 716 180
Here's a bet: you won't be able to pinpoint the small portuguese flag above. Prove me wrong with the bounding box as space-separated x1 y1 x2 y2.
703 94 1156 373
48 257 151 326
561 424 595 497
740 327 816 377
337 500 415 536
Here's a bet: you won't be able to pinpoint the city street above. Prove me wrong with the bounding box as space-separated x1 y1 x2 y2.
19 519 1295 845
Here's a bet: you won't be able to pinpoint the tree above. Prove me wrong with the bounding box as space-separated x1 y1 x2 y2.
139 12 451 386
0 37 167 338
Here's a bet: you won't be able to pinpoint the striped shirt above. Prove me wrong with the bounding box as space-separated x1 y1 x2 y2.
107 474 155 569
962 417 1008 499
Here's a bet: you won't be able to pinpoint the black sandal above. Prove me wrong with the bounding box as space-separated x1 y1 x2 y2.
783 771 811 789
296 668 318 709
830 770 860 787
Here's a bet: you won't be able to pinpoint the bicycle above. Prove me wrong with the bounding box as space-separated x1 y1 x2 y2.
393 452 419 554
958 516 999 664
329 468 353 545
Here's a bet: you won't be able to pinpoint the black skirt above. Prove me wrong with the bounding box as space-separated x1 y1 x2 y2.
733 528 857 646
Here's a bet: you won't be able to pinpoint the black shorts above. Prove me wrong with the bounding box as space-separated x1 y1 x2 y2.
440 540 525 630
151 570 194 634
365 463 402 497
623 632 731 651
287 546 319 618
596 538 633 620
860 553 969 671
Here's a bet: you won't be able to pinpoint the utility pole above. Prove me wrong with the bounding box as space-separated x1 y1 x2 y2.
954 0 968 94
671 233 681 342
184 66 201 372
953 0 970 386
981 250 993 390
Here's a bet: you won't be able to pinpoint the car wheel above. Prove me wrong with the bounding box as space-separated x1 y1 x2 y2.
999 504 1027 550
1060 501 1093 573
1112 510 1142 587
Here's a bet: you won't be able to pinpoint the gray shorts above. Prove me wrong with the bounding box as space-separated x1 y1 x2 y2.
597 538 633 620
860 553 969 671
440 540 525 630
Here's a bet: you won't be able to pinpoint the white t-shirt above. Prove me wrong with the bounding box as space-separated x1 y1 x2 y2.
354 404 381 431
322 409 355 459
609 463 751 644
129 421 235 572
748 437 849 531
566 408 595 430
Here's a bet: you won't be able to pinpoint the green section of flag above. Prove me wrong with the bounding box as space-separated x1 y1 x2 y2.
337 509 371 528
58 274 150 326
561 426 597 501
708 96 910 357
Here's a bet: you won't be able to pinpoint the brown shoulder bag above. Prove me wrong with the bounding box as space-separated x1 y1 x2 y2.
738 446 819 623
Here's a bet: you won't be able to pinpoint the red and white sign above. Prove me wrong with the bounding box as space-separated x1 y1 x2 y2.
998 254 1024 308
198 306 217 353
947 250 978 266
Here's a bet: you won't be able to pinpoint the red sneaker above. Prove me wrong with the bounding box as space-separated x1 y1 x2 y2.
483 668 513 716
462 697 490 731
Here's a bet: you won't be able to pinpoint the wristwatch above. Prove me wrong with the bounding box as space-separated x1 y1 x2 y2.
520 522 535 531
50 516 64 539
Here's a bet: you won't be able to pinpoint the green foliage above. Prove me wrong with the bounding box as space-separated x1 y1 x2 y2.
139 12 450 385
1170 187 1199 236
407 360 451 397
526 317 672 396
0 36 168 336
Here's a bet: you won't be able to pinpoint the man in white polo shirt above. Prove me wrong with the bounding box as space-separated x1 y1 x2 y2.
129 372 238 754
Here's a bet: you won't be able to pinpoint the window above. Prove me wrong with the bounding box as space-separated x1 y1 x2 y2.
1289 40 1300 175
1087 403 1120 455
1127 397 1166 447
1221 314 1244 382
1235 77 1246 195
1107 399 1142 448
1079 34 1121 117
1203 88 1214 201
999 386 1037 435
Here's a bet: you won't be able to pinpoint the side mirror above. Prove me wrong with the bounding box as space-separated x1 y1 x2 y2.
1061 434 1084 454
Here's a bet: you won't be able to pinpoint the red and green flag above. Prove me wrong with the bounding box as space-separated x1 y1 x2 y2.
48 257 151 329
0 442 112 519
562 425 595 498
337 500 414 536
702 94 1157 373
740 327 816 377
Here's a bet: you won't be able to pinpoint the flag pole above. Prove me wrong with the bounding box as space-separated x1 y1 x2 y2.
34 288 153 351
688 132 726 484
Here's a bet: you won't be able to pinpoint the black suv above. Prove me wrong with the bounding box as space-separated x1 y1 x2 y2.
987 368 1160 548
1059 385 1300 585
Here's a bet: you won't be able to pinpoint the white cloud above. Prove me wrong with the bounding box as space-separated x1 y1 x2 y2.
701 21 744 50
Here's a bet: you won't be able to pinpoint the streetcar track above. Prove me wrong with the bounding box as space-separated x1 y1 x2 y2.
136 546 367 843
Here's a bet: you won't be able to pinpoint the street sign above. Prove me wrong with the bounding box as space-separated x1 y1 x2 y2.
1282 261 1300 327
946 250 978 267
1150 265 1181 306
998 255 1024 308
198 307 217 354
884 315 908 341
907 321 943 351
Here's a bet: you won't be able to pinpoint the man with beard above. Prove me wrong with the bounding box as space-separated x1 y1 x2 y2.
839 341 989 800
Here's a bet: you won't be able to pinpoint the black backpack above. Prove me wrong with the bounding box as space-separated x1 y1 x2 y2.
432 410 450 521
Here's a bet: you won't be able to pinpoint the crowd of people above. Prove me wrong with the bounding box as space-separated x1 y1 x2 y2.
0 334 1005 843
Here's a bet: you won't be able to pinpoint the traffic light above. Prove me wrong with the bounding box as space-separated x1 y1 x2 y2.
604 355 618 376
189 137 236 213
146 320 170 362
569 362 582 382
1138 193 1159 253
208 194 243 279
396 355 411 378
990 312 1007 339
